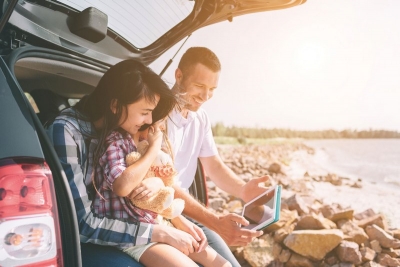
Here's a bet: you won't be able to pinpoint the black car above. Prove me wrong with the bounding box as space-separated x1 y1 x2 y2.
0 0 305 266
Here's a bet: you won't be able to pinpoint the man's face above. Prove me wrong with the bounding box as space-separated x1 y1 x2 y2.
176 63 220 112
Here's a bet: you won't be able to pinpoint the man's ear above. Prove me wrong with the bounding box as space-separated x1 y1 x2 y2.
110 99 118 114
175 68 183 83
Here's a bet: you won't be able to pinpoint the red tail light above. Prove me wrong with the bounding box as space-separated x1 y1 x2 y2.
0 159 63 267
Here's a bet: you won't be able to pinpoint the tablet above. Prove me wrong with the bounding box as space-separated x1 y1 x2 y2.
241 185 281 231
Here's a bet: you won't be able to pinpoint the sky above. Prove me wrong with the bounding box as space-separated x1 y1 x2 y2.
150 0 400 131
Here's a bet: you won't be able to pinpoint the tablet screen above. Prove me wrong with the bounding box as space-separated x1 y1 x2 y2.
241 185 281 230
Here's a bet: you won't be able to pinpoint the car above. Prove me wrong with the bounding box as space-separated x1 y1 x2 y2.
0 0 306 266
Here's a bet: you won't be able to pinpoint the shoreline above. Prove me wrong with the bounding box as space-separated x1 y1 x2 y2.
285 146 400 229
214 141 400 266
216 141 400 229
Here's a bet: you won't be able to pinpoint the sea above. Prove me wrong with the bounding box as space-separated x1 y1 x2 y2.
302 139 400 228
304 139 400 189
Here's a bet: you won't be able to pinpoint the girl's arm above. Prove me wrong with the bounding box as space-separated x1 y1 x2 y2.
47 120 154 246
113 127 163 197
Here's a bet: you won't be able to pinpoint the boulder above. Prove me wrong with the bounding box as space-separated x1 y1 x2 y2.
335 240 362 265
285 253 314 267
357 214 388 231
365 224 400 249
360 247 376 262
376 253 400 267
296 213 337 230
321 204 354 222
338 219 369 245
243 233 275 267
283 229 343 260
285 194 310 215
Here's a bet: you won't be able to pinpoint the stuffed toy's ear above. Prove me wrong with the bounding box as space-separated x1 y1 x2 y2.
126 151 141 166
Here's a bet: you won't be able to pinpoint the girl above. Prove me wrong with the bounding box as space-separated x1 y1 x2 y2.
48 59 230 267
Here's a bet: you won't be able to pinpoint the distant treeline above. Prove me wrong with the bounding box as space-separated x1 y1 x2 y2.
211 122 400 139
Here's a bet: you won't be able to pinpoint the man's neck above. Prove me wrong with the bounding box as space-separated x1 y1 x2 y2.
180 108 189 118
172 83 189 118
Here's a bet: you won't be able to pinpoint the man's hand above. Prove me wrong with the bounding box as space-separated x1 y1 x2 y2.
171 215 208 253
213 213 263 246
152 225 199 256
128 177 164 200
240 175 270 203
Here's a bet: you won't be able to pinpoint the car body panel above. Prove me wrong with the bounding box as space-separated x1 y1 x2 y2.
5 0 306 65
0 57 43 159
0 0 307 265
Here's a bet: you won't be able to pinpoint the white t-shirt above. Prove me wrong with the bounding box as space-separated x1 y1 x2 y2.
167 108 218 190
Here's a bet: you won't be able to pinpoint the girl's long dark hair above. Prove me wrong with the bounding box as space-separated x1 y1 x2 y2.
74 59 176 190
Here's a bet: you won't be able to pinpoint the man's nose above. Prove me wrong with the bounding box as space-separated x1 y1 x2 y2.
199 89 210 101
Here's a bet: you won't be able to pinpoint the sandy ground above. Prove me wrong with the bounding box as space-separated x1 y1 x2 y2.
284 149 400 229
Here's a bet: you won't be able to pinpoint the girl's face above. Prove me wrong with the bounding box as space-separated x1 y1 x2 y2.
117 95 160 135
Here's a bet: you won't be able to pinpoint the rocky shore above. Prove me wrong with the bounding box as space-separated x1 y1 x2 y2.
207 142 400 267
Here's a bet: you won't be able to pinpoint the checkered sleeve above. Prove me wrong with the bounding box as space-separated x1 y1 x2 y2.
102 138 128 189
47 118 153 247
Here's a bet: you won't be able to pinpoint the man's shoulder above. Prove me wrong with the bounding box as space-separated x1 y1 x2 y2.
194 108 211 124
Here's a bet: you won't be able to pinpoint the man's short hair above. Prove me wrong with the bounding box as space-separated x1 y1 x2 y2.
178 47 221 76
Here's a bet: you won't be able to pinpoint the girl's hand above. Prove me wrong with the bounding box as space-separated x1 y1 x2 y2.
128 177 164 200
147 120 164 147
171 215 208 253
152 225 199 256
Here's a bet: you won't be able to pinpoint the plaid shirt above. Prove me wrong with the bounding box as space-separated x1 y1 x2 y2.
46 108 153 249
93 130 158 224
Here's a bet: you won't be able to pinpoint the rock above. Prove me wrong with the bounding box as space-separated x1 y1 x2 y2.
233 247 247 266
278 249 291 263
208 197 225 210
243 234 275 267
376 253 400 267
285 194 310 215
273 224 295 243
320 204 354 222
331 263 355 267
325 254 339 265
338 219 369 245
296 213 337 230
362 261 384 267
264 208 298 232
354 209 376 220
370 239 382 253
324 173 343 186
365 224 400 249
283 229 343 260
381 248 400 258
268 162 282 174
335 240 362 265
360 247 376 262
272 242 282 258
351 181 362 188
206 181 216 190
225 199 243 213
357 214 388 231
285 253 314 267
392 229 400 239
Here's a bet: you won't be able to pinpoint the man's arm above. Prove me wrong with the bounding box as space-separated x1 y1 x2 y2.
199 155 269 202
173 185 263 247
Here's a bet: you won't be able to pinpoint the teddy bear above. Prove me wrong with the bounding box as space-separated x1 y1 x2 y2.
125 140 185 219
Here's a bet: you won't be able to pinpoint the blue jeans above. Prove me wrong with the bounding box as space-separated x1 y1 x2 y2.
194 221 241 267
81 243 144 267
80 242 204 267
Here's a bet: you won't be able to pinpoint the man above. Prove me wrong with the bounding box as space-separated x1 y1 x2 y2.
167 47 269 266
